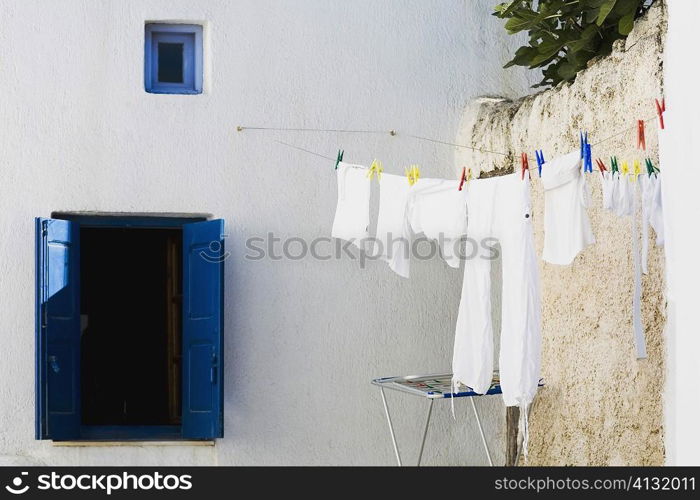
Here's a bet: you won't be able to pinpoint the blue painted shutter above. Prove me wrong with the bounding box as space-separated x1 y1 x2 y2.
35 218 81 440
182 219 224 438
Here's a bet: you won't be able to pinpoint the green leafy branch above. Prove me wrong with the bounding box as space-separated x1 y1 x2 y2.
493 0 655 88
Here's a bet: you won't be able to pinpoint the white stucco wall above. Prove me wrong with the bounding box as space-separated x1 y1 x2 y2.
0 0 536 465
660 0 700 467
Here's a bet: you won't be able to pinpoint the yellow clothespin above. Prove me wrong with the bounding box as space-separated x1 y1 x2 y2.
405 164 420 186
366 159 383 181
621 161 629 177
466 167 473 185
632 159 641 181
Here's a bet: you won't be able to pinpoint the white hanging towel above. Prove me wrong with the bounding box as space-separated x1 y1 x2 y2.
452 173 541 409
331 162 370 250
641 174 665 274
601 171 618 211
375 173 412 277
616 174 634 217
406 178 468 270
541 150 595 265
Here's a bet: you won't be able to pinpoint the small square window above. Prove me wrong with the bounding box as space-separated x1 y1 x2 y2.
145 24 203 94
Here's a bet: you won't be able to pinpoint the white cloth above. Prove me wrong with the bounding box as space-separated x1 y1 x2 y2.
616 174 634 217
376 177 468 277
375 174 412 277
452 173 541 409
602 171 616 211
641 174 662 274
541 150 595 265
641 174 664 246
406 178 468 270
331 162 370 250
631 179 646 359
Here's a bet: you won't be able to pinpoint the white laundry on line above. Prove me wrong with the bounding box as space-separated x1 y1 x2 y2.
406 178 468 270
331 161 370 250
375 173 412 277
376 176 467 278
540 150 595 265
452 173 541 410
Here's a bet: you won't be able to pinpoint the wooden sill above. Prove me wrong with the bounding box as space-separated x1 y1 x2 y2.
52 441 214 447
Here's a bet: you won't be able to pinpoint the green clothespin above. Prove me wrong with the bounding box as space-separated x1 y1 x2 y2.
610 156 619 174
645 158 660 177
334 149 344 170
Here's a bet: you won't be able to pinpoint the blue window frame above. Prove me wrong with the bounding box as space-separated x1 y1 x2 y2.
35 215 224 441
145 24 203 94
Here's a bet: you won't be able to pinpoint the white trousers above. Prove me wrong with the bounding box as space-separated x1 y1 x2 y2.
452 173 541 407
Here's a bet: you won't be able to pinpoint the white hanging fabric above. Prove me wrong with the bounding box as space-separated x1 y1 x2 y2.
331 162 370 249
452 173 541 408
540 150 595 265
376 177 468 278
640 173 665 274
375 173 413 277
631 179 647 359
405 178 468 270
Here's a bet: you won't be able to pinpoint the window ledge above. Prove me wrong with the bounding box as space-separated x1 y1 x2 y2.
52 441 214 447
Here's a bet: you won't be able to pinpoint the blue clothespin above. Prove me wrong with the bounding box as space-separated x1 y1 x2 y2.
535 150 545 176
334 149 344 170
579 131 592 172
584 142 593 173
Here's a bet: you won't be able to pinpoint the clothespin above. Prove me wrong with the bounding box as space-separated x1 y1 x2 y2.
645 158 660 177
334 149 344 170
655 98 666 130
637 120 646 150
621 161 630 177
405 164 420 186
632 159 641 181
366 159 383 181
535 150 545 176
595 158 607 176
584 142 593 173
521 152 530 180
458 167 467 191
610 156 619 174
579 131 593 172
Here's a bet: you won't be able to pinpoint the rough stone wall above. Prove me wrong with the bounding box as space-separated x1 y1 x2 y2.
455 3 666 465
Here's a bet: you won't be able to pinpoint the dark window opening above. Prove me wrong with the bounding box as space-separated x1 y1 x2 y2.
80 227 182 426
158 42 184 83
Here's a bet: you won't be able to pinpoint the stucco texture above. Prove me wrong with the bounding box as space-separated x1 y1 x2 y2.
455 4 667 465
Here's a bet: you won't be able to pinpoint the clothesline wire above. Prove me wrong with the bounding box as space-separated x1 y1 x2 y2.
238 126 394 135
401 134 509 156
273 140 337 161
590 115 656 147
239 113 661 163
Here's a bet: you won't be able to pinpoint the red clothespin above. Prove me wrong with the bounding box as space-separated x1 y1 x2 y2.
458 167 467 191
655 98 666 130
637 120 646 150
595 158 607 176
521 152 530 180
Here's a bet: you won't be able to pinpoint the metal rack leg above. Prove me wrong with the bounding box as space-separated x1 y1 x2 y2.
416 399 434 466
470 397 493 466
380 387 402 466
